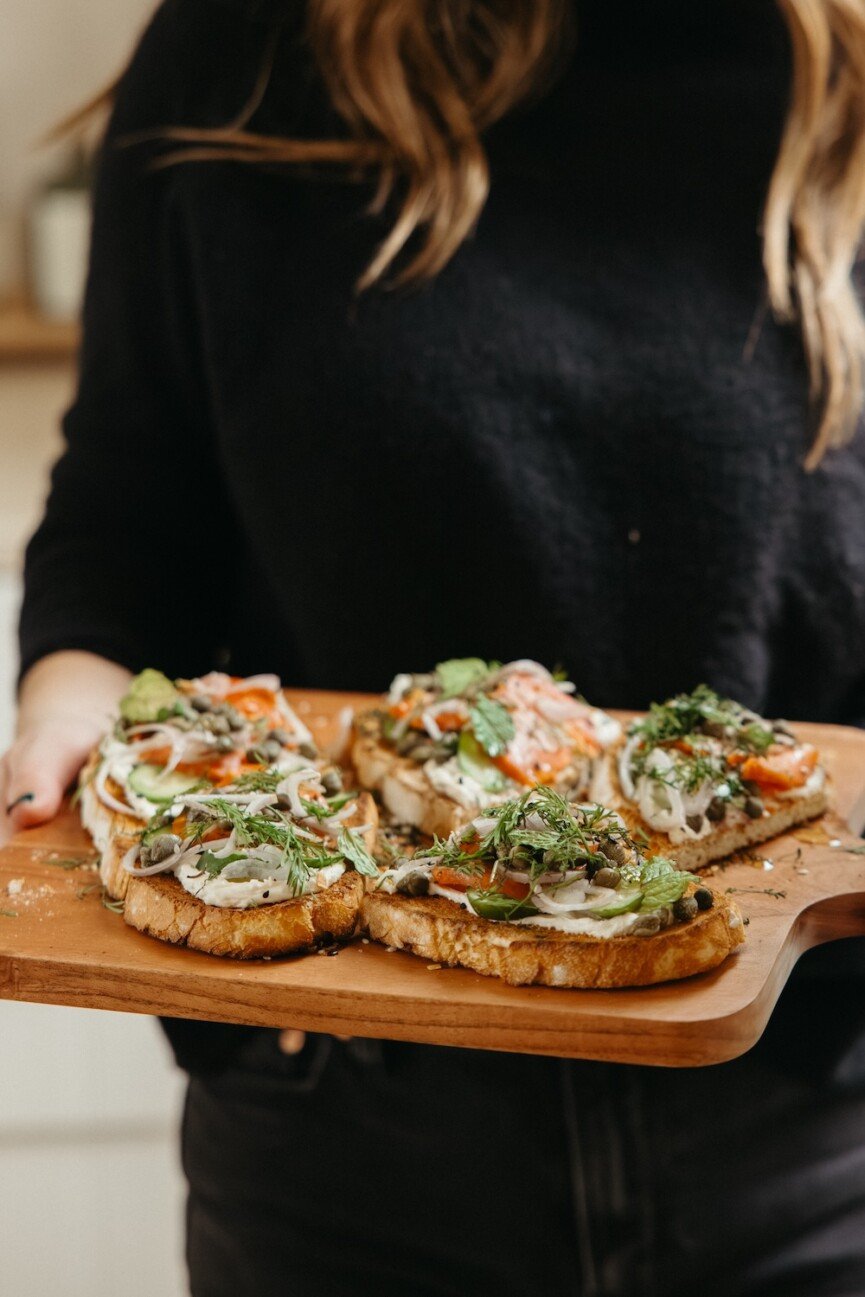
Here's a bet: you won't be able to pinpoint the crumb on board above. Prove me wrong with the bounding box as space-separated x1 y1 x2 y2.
7 878 24 897
426 963 442 971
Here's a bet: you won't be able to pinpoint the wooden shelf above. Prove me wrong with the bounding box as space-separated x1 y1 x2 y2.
0 295 79 362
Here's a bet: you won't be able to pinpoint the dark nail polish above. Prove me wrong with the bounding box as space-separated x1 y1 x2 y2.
6 792 35 814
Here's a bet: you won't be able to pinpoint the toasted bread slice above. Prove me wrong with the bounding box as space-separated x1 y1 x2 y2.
81 738 379 957
607 754 828 871
352 729 469 837
360 888 744 988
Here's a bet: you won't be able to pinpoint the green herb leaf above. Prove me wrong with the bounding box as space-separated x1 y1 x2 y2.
337 827 379 877
47 856 94 871
740 722 774 753
0 908 18 919
470 696 515 758
198 851 249 877
639 872 698 911
638 857 677 884
436 658 492 699
466 889 539 921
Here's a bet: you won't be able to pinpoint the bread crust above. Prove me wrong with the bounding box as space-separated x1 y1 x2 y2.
79 751 143 901
360 889 744 988
352 729 468 837
124 867 366 959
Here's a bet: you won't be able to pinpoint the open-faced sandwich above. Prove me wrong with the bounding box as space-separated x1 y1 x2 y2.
361 786 743 987
353 658 621 838
118 765 378 958
613 685 829 870
80 669 327 898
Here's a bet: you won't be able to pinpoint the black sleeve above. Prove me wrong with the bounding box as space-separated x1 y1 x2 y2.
19 0 238 682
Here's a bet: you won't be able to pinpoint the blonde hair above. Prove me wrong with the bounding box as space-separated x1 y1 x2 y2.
85 0 865 466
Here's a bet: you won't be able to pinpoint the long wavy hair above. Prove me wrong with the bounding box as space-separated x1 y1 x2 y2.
71 0 865 467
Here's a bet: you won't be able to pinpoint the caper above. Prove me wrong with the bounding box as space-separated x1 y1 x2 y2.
657 905 675 929
395 870 430 896
685 813 704 834
744 796 764 819
396 732 421 756
246 747 266 764
189 695 211 713
214 735 235 752
267 728 290 746
186 805 211 824
276 793 293 812
438 732 459 753
542 848 560 868
409 743 438 763
602 840 629 866
694 887 714 911
225 707 245 732
322 768 343 795
673 894 699 922
149 833 182 863
742 779 761 795
705 796 727 823
702 720 730 739
260 739 283 762
632 913 662 937
593 865 621 890
206 714 231 736
299 741 318 759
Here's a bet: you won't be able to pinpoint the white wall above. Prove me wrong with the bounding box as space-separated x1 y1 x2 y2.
0 0 156 289
0 243 188 1297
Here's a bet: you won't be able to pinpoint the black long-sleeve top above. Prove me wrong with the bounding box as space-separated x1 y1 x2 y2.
19 0 865 1074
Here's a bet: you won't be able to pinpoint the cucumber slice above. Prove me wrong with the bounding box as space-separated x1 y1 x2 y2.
127 763 205 804
457 732 507 793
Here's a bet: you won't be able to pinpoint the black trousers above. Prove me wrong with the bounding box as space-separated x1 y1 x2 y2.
181 960 865 1297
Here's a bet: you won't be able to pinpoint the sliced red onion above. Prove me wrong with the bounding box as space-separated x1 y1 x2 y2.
617 733 642 801
122 838 200 876
468 815 500 836
236 673 281 693
422 710 443 741
531 882 621 916
94 764 137 817
485 659 553 687
325 705 355 761
277 698 315 747
277 766 321 817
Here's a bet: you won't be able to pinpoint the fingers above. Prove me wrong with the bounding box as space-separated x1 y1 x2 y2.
277 1029 353 1055
1 722 95 843
278 1029 306 1055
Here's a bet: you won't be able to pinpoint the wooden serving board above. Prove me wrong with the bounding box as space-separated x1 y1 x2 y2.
1 692 864 1068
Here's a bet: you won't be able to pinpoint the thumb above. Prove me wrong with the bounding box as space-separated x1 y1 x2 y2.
4 725 93 834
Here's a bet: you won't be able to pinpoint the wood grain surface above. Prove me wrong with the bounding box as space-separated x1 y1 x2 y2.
0 691 863 1067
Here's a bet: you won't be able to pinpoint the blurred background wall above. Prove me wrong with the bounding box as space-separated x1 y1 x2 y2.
0 3 188 1293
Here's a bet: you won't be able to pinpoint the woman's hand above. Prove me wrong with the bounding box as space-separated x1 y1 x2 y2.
0 651 132 846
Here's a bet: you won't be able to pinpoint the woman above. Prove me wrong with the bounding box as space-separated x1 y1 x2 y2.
4 0 865 1292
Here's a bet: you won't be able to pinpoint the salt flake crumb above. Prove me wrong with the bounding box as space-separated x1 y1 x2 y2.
7 878 24 897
